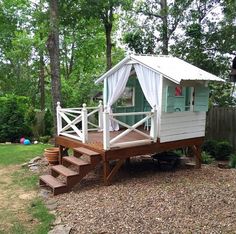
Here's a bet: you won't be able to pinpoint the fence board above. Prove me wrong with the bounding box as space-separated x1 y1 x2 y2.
206 107 236 150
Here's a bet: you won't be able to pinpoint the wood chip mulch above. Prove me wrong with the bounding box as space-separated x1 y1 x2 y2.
48 161 236 234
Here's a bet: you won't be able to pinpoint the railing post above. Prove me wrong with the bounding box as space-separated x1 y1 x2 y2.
82 103 88 143
98 100 103 131
103 106 110 150
56 102 62 136
150 105 157 143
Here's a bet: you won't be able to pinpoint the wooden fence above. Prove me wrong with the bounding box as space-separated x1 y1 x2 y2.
206 107 236 150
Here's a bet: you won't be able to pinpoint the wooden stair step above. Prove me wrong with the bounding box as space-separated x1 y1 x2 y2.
51 165 79 177
40 175 66 188
73 147 100 156
39 175 67 195
63 156 90 167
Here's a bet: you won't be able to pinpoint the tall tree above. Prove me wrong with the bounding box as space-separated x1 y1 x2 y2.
80 0 132 70
124 0 192 54
47 0 61 134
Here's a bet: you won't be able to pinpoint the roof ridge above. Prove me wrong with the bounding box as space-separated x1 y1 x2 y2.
131 54 173 58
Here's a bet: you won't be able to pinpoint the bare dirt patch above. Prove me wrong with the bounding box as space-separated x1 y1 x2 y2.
48 162 236 234
0 165 37 232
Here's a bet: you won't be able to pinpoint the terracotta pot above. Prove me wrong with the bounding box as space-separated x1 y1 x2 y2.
44 147 59 165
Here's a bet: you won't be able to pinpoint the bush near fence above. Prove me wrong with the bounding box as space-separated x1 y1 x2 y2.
206 107 236 151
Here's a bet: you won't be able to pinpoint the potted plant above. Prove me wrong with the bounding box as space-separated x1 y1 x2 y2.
44 147 59 165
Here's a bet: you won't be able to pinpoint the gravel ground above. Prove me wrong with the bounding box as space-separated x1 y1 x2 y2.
48 160 236 234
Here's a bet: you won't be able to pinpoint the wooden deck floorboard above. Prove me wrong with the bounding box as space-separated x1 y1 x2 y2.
86 128 150 148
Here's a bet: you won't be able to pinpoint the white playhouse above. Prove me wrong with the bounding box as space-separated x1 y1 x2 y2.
56 54 224 150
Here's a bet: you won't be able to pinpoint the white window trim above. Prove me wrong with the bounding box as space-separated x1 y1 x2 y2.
116 87 135 108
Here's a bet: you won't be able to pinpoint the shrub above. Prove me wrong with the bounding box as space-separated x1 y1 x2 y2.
0 95 32 142
229 154 236 168
201 151 215 164
202 140 218 157
215 141 233 160
202 140 233 161
39 135 51 144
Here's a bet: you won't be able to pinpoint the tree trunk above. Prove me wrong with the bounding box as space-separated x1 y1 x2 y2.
47 0 61 136
161 0 169 55
105 23 112 70
39 33 45 111
39 53 45 111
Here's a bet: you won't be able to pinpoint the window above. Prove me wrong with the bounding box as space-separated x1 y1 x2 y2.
165 85 209 112
116 87 135 107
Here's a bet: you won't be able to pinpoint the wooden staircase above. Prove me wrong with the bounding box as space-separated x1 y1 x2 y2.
39 147 101 195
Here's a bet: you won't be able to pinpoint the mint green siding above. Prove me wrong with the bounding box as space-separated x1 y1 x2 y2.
113 76 150 126
194 86 209 112
165 86 175 112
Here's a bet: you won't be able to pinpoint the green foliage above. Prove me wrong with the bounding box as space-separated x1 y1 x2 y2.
0 144 50 165
215 141 233 160
201 151 215 164
229 154 236 168
124 29 156 54
25 106 37 128
202 140 218 157
39 135 51 144
202 140 233 160
0 0 235 123
0 95 32 142
209 82 236 107
29 199 55 234
44 109 53 136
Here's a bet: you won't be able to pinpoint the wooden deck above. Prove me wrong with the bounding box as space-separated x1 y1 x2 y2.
56 129 204 186
87 128 150 149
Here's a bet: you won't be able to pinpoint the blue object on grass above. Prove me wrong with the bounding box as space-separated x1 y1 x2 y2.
23 139 31 145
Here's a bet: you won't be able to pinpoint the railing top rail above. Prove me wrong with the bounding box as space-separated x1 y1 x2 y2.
60 106 99 111
86 106 100 110
61 107 83 110
59 109 82 114
111 111 153 117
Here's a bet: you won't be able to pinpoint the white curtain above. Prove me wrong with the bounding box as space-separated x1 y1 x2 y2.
134 64 161 109
107 64 132 131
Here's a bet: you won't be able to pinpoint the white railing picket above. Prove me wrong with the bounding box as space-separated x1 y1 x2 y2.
103 107 110 150
56 102 62 136
150 106 158 143
81 103 88 143
98 100 103 131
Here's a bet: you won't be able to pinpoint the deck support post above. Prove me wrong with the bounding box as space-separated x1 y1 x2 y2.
56 102 62 136
82 103 88 143
103 107 110 150
98 100 103 131
103 161 111 185
59 145 63 164
150 105 157 143
104 159 125 185
192 145 201 169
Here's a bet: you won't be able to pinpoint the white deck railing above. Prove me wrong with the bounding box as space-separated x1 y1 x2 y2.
56 101 103 143
57 101 158 150
103 106 158 150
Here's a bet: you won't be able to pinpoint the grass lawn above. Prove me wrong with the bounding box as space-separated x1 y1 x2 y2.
0 144 55 234
0 144 51 165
